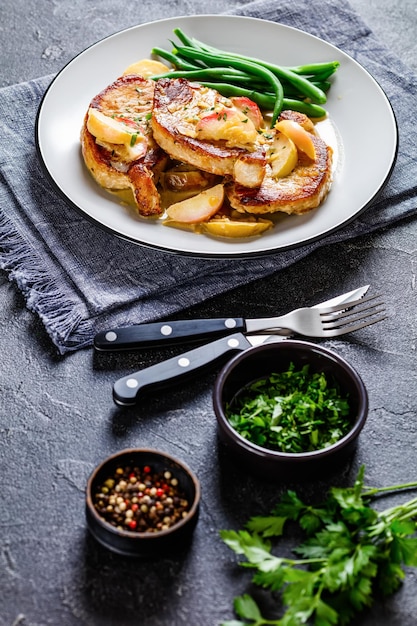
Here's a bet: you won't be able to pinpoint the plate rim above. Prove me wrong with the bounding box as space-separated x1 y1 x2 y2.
35 14 399 259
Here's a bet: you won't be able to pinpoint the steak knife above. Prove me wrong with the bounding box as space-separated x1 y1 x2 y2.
113 332 280 406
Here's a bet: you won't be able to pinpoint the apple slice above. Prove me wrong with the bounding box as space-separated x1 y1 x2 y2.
233 152 266 188
87 108 144 146
123 58 170 78
195 108 257 145
165 184 224 223
274 119 316 160
202 218 273 238
230 96 263 129
269 132 298 178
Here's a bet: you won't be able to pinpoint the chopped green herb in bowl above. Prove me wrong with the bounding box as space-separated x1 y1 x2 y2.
226 362 351 454
213 340 368 478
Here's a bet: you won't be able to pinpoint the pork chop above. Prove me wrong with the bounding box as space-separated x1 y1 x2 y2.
151 78 266 188
80 75 168 217
226 111 333 216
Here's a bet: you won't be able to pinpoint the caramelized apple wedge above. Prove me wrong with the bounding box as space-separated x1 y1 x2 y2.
86 108 146 149
274 119 316 160
269 132 298 178
201 217 273 238
123 58 171 78
230 96 264 129
165 184 224 223
195 108 258 146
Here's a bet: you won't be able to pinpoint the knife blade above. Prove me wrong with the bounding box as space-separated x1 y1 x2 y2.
95 285 369 352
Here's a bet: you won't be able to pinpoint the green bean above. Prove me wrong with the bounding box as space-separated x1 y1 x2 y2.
226 53 327 104
181 47 326 105
173 29 213 54
151 29 340 120
173 45 284 125
200 83 327 118
312 80 331 92
304 68 339 82
153 42 330 95
281 98 327 118
172 28 204 50
151 47 198 71
165 68 331 97
277 80 332 98
286 61 340 76
175 31 328 104
150 67 256 83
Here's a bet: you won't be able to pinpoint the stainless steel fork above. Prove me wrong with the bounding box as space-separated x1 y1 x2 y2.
249 293 387 338
317 294 387 337
95 286 382 351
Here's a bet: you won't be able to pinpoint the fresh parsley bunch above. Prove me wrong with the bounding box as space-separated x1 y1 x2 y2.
220 466 417 625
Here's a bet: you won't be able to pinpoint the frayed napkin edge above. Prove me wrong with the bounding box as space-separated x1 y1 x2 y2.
0 212 93 354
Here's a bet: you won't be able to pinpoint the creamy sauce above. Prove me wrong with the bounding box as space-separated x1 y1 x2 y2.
105 113 341 235
106 188 136 206
106 187 199 217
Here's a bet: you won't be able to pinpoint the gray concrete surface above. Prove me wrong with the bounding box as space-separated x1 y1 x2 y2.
1 1 417 625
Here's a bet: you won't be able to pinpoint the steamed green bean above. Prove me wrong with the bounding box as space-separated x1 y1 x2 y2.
150 28 340 120
200 83 327 118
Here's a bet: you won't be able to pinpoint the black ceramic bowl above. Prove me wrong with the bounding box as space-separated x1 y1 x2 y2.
86 448 200 557
213 340 368 479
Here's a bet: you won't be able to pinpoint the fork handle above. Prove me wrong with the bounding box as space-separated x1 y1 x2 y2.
112 332 252 406
94 318 247 351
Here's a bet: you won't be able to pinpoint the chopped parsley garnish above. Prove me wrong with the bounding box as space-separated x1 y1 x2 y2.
225 363 351 453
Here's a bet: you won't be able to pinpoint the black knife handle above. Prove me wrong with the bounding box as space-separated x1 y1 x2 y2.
94 318 247 351
112 332 252 406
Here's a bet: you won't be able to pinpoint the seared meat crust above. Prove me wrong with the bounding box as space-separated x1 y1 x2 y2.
81 75 333 223
226 114 333 216
80 75 168 216
151 78 266 187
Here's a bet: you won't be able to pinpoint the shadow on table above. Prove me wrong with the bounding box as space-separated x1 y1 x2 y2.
77 530 193 623
214 436 356 525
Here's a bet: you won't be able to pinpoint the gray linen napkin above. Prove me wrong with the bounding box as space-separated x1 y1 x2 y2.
0 0 416 354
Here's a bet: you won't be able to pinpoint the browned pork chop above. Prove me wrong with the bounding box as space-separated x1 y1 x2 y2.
81 75 168 216
226 112 333 216
151 78 266 188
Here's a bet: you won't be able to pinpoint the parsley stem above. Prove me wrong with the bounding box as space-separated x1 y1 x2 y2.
287 557 327 566
362 481 417 497
222 466 417 626
381 498 417 522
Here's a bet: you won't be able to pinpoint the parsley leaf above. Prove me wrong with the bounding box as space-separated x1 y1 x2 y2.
246 515 287 537
221 466 417 625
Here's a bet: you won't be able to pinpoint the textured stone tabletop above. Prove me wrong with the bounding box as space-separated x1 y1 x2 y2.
1 1 417 625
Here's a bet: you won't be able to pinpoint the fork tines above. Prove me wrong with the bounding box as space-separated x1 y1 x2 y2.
320 293 387 335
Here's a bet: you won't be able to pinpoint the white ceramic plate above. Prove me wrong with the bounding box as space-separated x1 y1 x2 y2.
36 15 397 258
